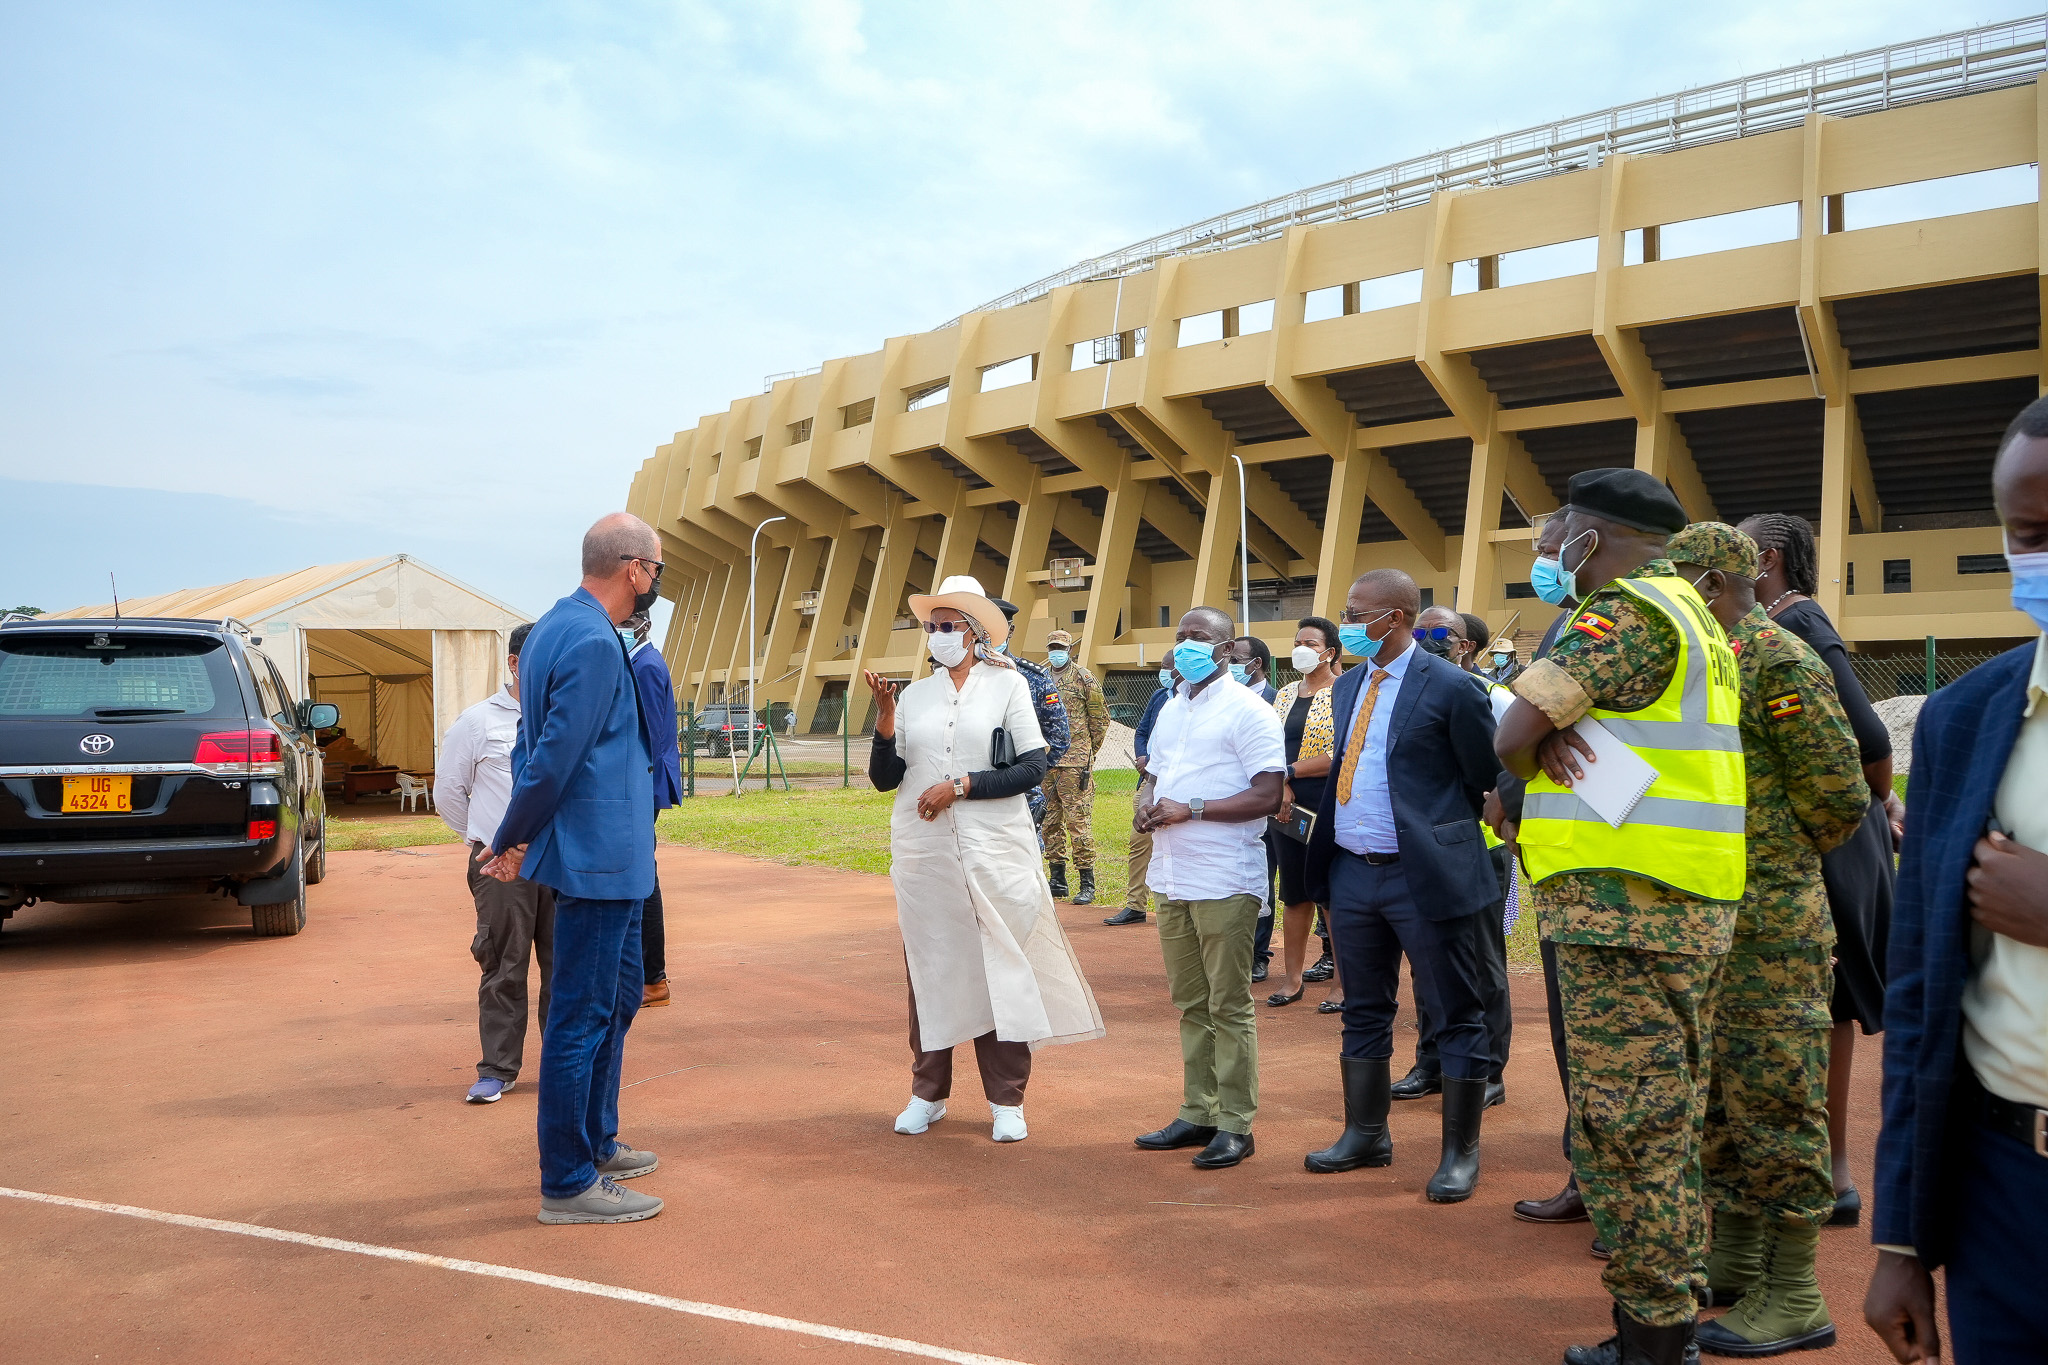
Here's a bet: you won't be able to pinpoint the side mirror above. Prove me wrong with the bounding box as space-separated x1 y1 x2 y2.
303 702 340 730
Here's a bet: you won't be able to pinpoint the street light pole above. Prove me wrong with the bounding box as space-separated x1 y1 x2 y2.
1230 454 1250 632
743 515 787 792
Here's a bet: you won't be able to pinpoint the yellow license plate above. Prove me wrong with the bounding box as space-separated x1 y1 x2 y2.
62 775 131 813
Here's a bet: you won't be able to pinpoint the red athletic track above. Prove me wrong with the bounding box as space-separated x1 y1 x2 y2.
0 843 1905 1363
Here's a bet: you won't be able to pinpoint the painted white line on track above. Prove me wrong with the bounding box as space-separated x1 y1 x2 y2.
0 1186 1034 1365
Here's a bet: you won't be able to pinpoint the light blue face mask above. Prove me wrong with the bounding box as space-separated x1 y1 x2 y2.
2008 537 2048 632
1157 667 1174 690
617 628 637 648
1227 662 1250 686
1046 649 1070 669
1172 638 1222 685
1531 528 1597 607
1337 609 1394 661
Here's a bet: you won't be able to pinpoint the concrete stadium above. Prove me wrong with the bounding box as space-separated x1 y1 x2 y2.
626 17 2048 734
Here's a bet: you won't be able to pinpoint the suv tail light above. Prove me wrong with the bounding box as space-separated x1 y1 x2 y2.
247 818 278 841
196 730 284 776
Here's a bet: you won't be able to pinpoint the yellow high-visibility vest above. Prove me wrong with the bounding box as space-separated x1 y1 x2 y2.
1518 576 1746 903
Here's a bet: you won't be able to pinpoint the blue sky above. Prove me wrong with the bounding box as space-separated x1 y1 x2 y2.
2 1 2034 617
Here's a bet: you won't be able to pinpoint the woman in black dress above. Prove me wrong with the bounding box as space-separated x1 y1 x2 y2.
1740 513 1906 1227
1264 616 1344 1007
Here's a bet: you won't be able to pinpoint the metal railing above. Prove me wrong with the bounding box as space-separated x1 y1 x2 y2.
948 16 2048 323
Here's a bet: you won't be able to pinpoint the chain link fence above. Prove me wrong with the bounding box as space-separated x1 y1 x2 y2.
1848 646 2008 703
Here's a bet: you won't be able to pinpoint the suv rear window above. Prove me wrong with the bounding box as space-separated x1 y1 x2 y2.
0 633 242 719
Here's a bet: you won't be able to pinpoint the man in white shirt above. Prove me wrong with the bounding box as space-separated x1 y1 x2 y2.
436 623 554 1105
1131 606 1287 1170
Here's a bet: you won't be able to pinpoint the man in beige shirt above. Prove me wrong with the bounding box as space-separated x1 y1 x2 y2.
1866 399 2048 1363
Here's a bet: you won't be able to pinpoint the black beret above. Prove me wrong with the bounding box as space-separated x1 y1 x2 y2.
1565 467 1689 536
988 596 1019 620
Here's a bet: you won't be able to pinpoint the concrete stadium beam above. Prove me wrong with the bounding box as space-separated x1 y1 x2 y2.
1315 445 1376 620
932 480 988 584
1634 413 1719 524
1002 468 1057 606
792 525 880 731
1140 482 1205 560
844 503 921 732
753 532 829 709
1078 460 1146 676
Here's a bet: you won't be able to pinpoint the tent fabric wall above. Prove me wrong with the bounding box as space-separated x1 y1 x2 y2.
374 677 436 773
432 629 506 749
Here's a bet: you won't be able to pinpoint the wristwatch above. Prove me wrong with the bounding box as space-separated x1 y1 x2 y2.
952 777 966 798
1189 797 1206 821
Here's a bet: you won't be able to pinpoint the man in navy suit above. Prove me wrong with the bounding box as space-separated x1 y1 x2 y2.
485 512 664 1226
1302 568 1502 1202
1866 402 2048 1361
623 610 682 1009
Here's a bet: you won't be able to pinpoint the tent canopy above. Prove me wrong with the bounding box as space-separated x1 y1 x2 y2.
51 556 530 772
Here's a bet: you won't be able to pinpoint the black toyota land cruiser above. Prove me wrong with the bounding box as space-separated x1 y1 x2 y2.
0 615 337 937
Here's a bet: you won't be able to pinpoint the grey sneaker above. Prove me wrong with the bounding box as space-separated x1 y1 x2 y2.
537 1176 662 1225
595 1141 659 1180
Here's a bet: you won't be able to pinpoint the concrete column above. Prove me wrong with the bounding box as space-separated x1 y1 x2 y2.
844 510 921 732
1078 461 1145 676
1316 440 1373 620
1455 424 1510 630
1816 398 1858 625
1190 467 1243 617
793 526 876 731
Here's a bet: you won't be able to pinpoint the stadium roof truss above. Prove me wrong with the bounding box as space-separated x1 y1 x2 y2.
629 17 2048 732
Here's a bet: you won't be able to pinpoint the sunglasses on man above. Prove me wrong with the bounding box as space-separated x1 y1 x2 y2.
619 555 665 587
1412 626 1464 642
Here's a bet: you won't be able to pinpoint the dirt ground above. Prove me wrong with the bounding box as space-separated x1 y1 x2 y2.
0 844 1904 1364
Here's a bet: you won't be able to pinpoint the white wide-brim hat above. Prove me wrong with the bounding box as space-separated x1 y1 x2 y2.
907 575 1009 649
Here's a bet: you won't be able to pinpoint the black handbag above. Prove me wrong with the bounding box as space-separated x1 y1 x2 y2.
990 726 1015 769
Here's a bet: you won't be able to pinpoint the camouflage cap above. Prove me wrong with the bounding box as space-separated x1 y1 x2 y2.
1666 521 1760 579
1045 629 1075 647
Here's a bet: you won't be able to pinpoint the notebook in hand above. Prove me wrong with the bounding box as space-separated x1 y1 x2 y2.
1559 716 1659 829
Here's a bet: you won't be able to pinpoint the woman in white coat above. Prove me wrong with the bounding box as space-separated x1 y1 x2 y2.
864 575 1104 1143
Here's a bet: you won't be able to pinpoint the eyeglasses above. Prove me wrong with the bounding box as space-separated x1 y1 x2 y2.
921 620 972 635
1337 607 1395 625
1412 626 1463 642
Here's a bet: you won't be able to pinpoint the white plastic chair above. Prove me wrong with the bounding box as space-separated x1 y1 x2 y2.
396 772 432 813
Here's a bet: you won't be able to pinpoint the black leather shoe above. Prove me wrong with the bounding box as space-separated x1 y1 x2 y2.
1073 869 1096 906
1134 1119 1216 1150
1192 1130 1254 1169
1101 906 1147 926
1514 1183 1590 1224
1425 1077 1485 1203
1590 1236 1611 1260
1251 959 1269 983
1317 999 1342 1014
1305 1056 1393 1173
1390 1063 1442 1100
1047 863 1069 899
1484 1080 1507 1109
1301 951 1335 983
1827 1185 1861 1227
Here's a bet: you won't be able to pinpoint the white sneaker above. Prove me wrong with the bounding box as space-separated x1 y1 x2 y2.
894 1097 946 1134
990 1103 1027 1143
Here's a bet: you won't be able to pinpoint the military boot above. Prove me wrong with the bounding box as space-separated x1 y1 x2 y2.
1047 862 1069 899
1701 1209 1765 1307
1564 1304 1700 1364
1696 1219 1835 1357
1304 1056 1393 1173
1073 868 1096 905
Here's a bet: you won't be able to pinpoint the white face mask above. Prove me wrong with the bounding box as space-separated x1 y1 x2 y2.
1290 644 1324 673
928 630 969 667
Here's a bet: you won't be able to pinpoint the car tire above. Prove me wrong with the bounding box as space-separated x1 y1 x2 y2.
251 878 308 937
303 821 327 886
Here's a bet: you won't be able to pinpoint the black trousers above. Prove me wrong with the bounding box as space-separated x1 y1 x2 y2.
1947 1089 2048 1361
641 862 666 985
1414 844 1513 1082
1327 851 1489 1079
1251 833 1279 964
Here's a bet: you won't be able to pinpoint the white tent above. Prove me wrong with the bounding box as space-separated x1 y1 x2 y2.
51 556 530 772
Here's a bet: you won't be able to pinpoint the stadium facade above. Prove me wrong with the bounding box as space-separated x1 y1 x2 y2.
627 19 2048 733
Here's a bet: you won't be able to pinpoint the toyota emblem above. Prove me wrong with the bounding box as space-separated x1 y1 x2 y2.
80 733 114 755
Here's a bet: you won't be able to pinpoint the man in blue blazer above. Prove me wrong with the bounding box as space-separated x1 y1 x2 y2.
1302 568 1502 1202
1866 407 2048 1361
485 512 664 1226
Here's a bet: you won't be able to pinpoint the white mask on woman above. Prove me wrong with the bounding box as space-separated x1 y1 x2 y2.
1290 644 1325 674
928 630 969 668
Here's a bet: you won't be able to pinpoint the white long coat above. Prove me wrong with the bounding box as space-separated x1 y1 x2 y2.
890 661 1104 1053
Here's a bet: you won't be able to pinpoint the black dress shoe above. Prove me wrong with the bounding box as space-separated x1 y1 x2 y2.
1134 1119 1217 1150
1301 952 1335 983
1590 1236 1611 1260
1192 1130 1254 1169
1514 1183 1589 1224
1317 999 1342 1014
1390 1064 1442 1100
1251 959 1269 983
1484 1081 1506 1109
1101 906 1148 927
1828 1185 1861 1227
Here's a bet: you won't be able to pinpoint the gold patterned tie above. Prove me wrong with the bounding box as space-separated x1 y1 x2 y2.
1334 669 1392 806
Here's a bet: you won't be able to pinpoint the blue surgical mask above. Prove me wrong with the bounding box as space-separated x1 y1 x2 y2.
2008 538 2048 632
617 628 637 648
1157 667 1174 690
1172 638 1221 685
1533 528 1598 607
1046 649 1069 669
1228 662 1250 686
1338 609 1394 661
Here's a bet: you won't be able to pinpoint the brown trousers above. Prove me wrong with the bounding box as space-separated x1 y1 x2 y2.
907 973 1031 1106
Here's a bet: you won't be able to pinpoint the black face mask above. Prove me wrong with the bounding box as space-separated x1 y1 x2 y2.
632 584 659 614
1418 636 1459 659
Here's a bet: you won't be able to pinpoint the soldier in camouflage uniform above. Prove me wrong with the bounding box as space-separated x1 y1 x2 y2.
1041 629 1110 904
1667 523 1868 1357
1496 470 1736 1365
990 597 1071 828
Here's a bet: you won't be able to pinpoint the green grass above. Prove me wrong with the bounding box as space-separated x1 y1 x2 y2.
325 816 465 852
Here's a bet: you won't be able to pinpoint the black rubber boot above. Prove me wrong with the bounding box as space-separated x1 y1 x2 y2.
1425 1076 1485 1203
1304 1056 1393 1173
1073 868 1095 905
1563 1303 1700 1364
1047 862 1068 899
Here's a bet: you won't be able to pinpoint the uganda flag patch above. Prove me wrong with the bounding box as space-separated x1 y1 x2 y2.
1766 690 1804 720
1046 692 1064 707
1572 611 1617 642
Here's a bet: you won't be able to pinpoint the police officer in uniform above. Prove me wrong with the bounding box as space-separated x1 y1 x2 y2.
1042 628 1110 904
1496 469 1748 1365
990 598 1071 829
1667 523 1868 1357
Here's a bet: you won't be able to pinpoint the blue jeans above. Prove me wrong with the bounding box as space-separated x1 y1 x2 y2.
537 895 643 1199
1946 1105 2048 1362
1327 851 1488 1080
